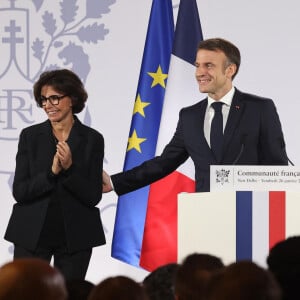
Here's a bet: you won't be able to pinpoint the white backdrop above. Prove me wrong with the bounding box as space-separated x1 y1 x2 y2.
0 0 299 284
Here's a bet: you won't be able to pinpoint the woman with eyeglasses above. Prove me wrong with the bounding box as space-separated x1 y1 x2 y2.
4 69 105 281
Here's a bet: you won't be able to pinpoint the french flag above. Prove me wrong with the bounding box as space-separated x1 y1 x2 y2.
178 191 300 266
112 0 203 271
139 0 203 271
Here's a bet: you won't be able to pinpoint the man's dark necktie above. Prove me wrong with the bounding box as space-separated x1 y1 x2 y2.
210 102 224 162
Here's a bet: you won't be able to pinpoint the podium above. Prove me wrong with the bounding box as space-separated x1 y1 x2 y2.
178 166 300 267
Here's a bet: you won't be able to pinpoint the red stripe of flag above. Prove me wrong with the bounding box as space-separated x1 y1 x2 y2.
269 191 285 250
140 171 195 271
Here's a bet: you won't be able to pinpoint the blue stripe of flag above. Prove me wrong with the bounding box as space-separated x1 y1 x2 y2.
236 191 253 260
172 0 203 64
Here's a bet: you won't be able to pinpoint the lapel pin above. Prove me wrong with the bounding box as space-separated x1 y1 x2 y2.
235 105 240 109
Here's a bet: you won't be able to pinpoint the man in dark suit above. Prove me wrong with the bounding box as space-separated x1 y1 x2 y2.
103 38 288 194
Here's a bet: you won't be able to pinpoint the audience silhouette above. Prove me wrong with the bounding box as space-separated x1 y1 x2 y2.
88 275 148 300
206 260 281 300
143 263 179 300
3 242 300 300
174 253 224 300
267 236 300 300
0 258 67 300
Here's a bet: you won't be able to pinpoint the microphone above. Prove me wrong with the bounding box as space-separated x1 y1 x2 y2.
232 134 247 165
279 137 294 166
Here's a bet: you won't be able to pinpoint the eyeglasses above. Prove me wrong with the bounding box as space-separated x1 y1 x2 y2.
39 95 68 107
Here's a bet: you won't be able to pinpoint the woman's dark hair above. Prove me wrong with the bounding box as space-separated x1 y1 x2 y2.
33 69 88 114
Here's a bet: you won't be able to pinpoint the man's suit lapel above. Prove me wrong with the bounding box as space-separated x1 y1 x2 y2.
192 99 216 163
222 89 244 154
197 99 211 150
